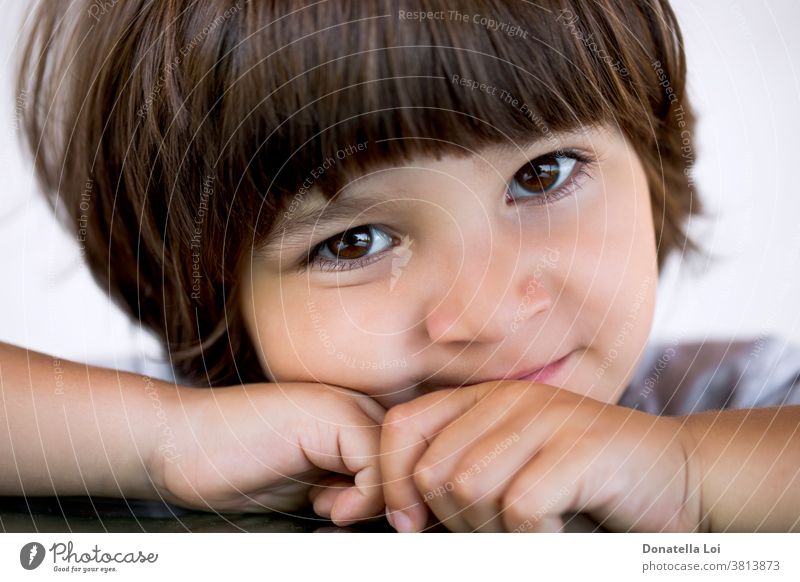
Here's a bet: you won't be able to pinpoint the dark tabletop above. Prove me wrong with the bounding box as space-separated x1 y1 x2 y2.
0 497 605 533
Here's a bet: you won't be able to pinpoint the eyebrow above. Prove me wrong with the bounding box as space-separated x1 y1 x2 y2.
255 194 407 261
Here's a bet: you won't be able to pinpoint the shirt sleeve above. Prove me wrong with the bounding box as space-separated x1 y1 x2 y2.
618 336 800 415
732 336 800 408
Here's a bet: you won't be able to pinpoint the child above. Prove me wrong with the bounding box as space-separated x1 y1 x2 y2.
5 0 798 532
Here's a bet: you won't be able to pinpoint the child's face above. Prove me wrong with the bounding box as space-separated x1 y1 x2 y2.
240 125 658 408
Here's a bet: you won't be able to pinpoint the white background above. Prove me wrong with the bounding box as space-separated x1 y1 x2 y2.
1 532 798 581
1 0 799 369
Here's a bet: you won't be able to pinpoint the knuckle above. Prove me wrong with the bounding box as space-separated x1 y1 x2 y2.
449 459 491 504
501 493 532 531
452 474 490 506
501 484 532 518
501 482 518 508
413 461 447 496
383 402 417 429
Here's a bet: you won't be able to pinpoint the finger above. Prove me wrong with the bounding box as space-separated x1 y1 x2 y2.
297 408 384 526
308 474 354 518
518 515 564 533
500 440 588 533
449 409 557 532
330 413 385 526
418 477 472 532
500 410 677 533
353 392 386 425
409 384 546 532
447 426 532 532
415 397 520 531
380 387 483 532
321 384 387 425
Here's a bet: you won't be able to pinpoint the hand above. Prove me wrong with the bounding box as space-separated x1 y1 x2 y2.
380 381 703 532
147 382 386 525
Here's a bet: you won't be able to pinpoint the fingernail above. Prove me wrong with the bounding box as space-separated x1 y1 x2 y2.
386 508 415 533
332 514 357 527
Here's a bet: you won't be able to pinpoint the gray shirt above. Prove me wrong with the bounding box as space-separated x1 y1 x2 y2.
618 335 800 414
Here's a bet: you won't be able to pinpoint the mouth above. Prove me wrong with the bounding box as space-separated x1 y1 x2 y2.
425 349 576 390
510 350 574 384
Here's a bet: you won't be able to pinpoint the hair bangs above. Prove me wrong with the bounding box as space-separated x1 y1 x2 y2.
220 0 620 232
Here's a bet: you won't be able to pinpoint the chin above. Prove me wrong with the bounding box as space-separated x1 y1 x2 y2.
373 384 429 408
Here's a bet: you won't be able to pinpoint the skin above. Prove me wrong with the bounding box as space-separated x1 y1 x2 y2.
240 125 658 409
0 341 389 525
238 124 674 529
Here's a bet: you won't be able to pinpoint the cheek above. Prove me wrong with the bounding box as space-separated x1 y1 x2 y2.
593 167 658 398
548 163 657 401
245 279 411 388
242 282 322 381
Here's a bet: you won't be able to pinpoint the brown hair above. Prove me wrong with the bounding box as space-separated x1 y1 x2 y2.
16 0 706 387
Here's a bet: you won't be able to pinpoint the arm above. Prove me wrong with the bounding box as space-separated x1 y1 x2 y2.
0 341 387 524
680 406 800 532
0 341 166 500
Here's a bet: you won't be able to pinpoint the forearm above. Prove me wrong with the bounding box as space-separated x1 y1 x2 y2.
0 341 176 500
680 406 800 532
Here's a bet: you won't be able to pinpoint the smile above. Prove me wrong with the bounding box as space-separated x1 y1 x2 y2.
426 349 576 389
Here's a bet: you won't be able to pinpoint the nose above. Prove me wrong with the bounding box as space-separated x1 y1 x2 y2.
423 228 555 345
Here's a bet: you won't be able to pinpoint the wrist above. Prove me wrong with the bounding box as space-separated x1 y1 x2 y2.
140 379 198 502
674 414 711 532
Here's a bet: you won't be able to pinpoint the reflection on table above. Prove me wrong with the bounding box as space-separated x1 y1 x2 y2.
0 497 605 533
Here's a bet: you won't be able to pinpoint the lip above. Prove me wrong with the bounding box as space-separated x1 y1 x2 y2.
510 350 574 384
427 349 575 389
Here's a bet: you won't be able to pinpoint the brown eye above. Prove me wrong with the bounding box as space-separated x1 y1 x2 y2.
322 225 373 259
508 154 578 201
314 224 395 264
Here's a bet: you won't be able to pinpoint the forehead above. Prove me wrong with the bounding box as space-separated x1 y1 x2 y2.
270 140 519 232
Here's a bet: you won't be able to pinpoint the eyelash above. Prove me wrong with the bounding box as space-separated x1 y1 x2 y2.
506 149 596 207
300 229 398 273
299 149 597 273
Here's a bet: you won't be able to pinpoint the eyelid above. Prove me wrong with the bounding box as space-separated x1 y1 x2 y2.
506 149 598 207
297 223 399 273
